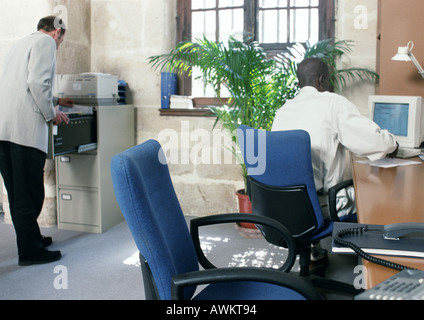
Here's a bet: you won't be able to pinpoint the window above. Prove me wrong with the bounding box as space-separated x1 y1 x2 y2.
192 0 245 42
177 0 335 98
258 0 320 50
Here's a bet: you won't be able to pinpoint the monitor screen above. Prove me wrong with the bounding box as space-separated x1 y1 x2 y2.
373 103 409 137
368 95 423 148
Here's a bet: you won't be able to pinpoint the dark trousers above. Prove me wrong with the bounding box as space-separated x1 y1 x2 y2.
0 141 46 256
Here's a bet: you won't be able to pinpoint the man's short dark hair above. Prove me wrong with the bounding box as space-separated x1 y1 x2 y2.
37 16 66 36
297 58 330 88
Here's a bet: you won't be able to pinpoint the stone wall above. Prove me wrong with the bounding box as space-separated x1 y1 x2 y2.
0 0 91 226
336 0 378 115
0 0 381 225
90 0 243 217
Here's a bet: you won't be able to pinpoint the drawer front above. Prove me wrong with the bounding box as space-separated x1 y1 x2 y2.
58 189 100 227
57 154 98 188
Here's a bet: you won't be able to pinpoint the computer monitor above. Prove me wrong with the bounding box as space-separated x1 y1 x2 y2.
368 95 424 148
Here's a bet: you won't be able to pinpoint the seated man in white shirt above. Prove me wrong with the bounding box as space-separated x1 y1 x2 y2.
271 58 398 266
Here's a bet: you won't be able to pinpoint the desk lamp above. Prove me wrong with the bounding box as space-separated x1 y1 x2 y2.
392 41 424 78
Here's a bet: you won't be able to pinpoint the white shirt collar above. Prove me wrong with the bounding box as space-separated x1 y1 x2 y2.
300 86 319 93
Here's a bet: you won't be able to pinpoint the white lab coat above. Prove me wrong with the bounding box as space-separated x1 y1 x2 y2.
0 32 57 154
272 86 398 194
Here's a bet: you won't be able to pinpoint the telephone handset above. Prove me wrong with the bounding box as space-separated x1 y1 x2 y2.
384 223 424 240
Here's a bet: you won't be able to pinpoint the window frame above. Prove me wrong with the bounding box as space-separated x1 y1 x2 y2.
176 0 335 102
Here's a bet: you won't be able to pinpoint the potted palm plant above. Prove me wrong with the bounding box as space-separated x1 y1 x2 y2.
148 37 378 223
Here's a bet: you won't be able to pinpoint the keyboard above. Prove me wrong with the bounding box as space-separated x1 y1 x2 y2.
397 147 422 159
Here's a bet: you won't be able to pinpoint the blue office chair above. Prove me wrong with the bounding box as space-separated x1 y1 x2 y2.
110 139 324 300
237 125 359 294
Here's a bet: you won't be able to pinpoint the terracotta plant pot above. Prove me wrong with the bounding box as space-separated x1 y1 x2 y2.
235 189 256 229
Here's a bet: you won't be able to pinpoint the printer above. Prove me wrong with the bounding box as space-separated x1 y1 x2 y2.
50 73 120 158
54 73 119 106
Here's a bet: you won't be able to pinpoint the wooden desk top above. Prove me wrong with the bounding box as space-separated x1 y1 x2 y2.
352 156 424 288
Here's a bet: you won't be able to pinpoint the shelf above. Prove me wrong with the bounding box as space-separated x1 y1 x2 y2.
159 97 229 117
159 108 215 117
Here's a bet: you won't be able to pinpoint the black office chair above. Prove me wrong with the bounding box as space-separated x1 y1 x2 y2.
237 125 360 295
111 139 324 300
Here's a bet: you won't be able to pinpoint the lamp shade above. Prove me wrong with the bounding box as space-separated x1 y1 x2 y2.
392 41 415 61
392 46 411 61
391 41 424 78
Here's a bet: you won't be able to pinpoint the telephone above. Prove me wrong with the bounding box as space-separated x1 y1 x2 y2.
355 269 424 300
384 222 424 240
334 223 424 300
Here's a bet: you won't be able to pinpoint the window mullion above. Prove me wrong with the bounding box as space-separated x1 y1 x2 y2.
308 1 312 41
244 0 256 42
215 0 219 42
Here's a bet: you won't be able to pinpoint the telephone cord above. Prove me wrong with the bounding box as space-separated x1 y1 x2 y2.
333 226 417 272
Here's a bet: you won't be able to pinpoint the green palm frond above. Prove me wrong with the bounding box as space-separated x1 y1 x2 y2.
332 67 379 91
148 37 379 188
304 39 353 63
274 39 379 92
148 37 379 130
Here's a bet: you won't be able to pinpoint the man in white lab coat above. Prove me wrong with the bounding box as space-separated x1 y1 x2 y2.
273 58 398 215
272 58 398 265
0 16 73 266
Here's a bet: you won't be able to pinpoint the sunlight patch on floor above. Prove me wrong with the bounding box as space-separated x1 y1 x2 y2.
122 251 140 267
199 235 292 270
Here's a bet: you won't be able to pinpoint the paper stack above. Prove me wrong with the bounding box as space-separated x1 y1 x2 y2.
170 95 193 109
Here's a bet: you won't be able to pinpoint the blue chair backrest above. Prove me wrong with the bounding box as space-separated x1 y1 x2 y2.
110 139 199 300
237 125 325 231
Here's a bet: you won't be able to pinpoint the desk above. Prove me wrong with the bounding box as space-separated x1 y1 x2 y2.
352 156 424 288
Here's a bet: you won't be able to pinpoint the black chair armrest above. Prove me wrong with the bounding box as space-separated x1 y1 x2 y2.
327 179 353 222
171 267 324 300
190 213 296 272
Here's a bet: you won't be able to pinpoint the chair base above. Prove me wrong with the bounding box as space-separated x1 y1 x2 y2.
306 274 363 296
298 242 363 297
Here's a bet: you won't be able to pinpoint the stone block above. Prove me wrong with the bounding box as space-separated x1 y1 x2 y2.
174 182 238 217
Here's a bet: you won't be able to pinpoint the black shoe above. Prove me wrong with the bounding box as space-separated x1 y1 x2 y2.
41 236 53 247
18 249 62 266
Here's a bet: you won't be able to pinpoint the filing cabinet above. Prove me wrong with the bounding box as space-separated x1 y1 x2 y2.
55 105 134 233
59 188 100 227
